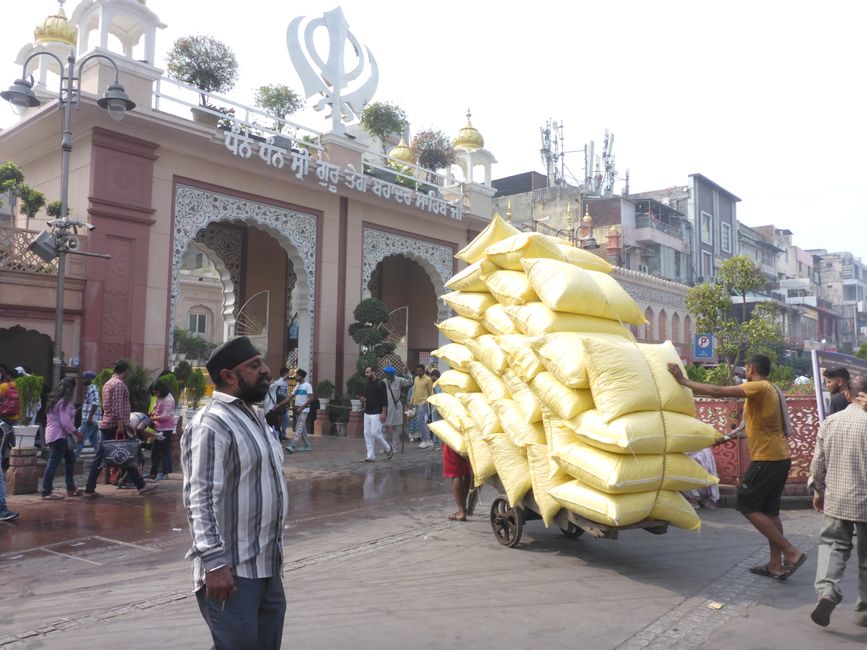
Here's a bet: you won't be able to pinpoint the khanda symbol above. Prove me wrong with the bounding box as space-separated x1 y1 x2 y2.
287 7 379 135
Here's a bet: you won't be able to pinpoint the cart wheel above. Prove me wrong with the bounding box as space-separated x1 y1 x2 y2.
559 521 584 538
490 495 523 547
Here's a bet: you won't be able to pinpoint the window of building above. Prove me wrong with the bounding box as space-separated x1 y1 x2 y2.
844 286 857 301
644 307 654 341
700 211 713 245
672 312 681 344
720 222 732 253
701 251 714 281
658 309 668 341
189 313 207 335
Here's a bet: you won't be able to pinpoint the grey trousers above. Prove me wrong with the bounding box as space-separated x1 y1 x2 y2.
196 574 285 649
814 514 867 611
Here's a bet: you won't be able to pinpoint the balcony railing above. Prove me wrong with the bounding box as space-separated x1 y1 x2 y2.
0 226 57 274
634 215 684 239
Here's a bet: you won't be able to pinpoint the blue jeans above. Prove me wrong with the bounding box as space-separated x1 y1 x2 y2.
74 421 101 459
0 464 7 511
196 574 286 649
414 403 431 443
42 437 76 496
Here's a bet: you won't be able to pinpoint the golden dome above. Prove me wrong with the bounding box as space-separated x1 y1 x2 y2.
582 207 593 225
34 3 78 47
453 109 484 151
388 137 415 164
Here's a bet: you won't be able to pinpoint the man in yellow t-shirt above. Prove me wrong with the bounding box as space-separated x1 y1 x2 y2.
668 354 807 580
410 365 434 448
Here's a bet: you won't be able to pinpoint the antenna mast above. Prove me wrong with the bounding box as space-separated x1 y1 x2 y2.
540 119 565 188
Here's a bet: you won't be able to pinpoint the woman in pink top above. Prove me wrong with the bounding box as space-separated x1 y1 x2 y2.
147 379 176 480
42 377 82 499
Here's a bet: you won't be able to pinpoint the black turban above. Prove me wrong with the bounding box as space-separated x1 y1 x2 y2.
205 336 261 383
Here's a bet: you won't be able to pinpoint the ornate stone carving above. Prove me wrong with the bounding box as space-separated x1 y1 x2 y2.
361 227 454 319
172 184 317 367
193 224 243 316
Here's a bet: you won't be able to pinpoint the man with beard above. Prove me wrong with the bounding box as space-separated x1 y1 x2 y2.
182 336 288 649
823 367 851 415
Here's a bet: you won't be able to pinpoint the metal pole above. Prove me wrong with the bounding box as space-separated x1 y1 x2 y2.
52 52 76 387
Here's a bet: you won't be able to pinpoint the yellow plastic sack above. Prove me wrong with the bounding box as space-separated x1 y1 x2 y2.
459 392 501 435
548 480 654 527
555 242 614 274
431 343 474 372
429 420 467 456
484 431 532 507
522 258 645 325
495 334 545 381
567 409 722 455
529 372 595 420
436 316 487 343
480 304 519 335
542 411 579 455
463 335 509 373
553 440 664 494
527 442 570 526
552 440 718 494
502 369 542 423
484 232 565 270
468 361 511 402
505 303 636 339
491 399 545 447
637 342 697 417
482 270 539 306
582 336 660 422
465 425 496 487
445 259 497 292
533 332 626 389
441 291 498 320
427 393 472 430
651 490 702 530
455 213 521 264
435 370 479 395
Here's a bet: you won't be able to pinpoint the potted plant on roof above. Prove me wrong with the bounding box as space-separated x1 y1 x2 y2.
254 84 303 149
166 35 239 128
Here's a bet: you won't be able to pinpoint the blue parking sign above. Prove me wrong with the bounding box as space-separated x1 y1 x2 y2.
694 334 714 359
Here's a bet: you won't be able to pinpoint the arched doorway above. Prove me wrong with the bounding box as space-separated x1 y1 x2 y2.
172 184 317 372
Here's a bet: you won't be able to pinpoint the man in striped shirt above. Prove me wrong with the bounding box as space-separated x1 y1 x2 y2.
182 336 288 649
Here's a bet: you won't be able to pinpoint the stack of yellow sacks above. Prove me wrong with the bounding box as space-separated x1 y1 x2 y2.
428 214 721 531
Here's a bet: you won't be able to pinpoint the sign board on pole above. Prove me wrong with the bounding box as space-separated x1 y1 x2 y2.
693 334 714 360
811 349 867 421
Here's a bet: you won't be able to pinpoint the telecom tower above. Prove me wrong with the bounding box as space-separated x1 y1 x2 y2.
540 119 565 188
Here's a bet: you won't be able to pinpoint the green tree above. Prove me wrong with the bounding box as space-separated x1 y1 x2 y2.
17 184 46 230
360 101 409 153
173 327 217 361
186 369 206 408
718 255 766 323
166 35 239 107
345 298 395 397
686 264 782 385
0 161 24 210
254 84 303 134
856 343 867 361
411 129 455 178
46 200 72 218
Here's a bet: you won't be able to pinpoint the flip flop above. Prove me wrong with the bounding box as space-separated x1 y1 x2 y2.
783 553 808 578
748 563 787 580
42 493 65 501
448 513 466 522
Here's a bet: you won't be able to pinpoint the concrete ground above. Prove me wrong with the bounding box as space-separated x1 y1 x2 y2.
1 435 864 649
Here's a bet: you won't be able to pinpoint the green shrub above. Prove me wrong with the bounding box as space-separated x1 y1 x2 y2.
186 369 206 408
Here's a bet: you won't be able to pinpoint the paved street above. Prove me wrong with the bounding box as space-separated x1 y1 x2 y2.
1 435 865 649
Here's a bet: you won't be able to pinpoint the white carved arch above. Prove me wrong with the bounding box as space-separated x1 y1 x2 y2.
361 227 453 322
187 240 237 341
172 184 317 371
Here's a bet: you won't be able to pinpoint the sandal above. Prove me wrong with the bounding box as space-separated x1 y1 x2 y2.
42 493 65 501
748 563 786 580
67 488 83 497
448 512 467 522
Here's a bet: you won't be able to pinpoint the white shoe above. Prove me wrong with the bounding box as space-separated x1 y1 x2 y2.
418 441 431 449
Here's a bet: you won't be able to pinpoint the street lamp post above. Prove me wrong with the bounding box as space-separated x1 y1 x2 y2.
2 50 135 386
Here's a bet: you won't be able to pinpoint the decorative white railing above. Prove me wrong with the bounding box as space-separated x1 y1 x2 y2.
0 226 58 274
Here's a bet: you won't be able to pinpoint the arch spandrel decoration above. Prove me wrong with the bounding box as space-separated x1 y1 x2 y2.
192 225 243 317
173 184 317 369
361 227 454 320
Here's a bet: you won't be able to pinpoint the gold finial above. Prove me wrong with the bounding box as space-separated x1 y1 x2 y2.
453 108 484 151
566 205 573 230
388 137 415 164
583 206 593 225
34 0 78 47
506 200 512 223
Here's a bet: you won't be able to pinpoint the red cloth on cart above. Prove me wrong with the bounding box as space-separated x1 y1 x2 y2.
442 445 471 478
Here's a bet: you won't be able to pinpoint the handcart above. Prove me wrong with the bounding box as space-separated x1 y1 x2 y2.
484 476 669 548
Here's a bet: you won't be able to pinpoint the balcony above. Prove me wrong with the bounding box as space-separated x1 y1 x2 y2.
633 215 688 252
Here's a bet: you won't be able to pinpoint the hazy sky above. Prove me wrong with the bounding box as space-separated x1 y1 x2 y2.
2 0 864 260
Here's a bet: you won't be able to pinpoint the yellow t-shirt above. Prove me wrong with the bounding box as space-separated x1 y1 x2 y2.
411 375 433 405
741 380 790 461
